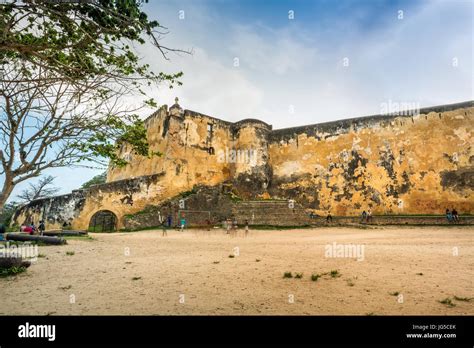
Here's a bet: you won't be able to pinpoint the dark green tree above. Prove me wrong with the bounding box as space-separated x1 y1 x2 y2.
81 172 107 189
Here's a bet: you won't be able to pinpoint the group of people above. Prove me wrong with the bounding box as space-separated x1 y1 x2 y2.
445 208 460 223
360 209 373 223
225 217 249 236
20 220 45 235
159 214 187 236
160 213 250 236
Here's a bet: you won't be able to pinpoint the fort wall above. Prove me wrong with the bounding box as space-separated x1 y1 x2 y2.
11 100 473 230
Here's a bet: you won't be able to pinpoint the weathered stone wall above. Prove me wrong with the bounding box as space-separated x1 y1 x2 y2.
12 100 474 230
268 103 473 215
13 174 166 230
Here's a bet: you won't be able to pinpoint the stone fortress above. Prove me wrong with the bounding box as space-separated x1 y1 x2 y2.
12 99 474 231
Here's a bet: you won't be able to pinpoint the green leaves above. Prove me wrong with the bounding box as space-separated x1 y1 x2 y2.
72 114 161 168
0 0 184 87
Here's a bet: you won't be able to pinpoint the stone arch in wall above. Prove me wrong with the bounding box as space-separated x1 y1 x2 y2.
88 210 118 232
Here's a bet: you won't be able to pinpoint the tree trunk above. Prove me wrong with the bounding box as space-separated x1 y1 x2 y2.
0 178 14 212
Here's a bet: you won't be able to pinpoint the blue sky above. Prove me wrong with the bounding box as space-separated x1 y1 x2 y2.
5 0 473 202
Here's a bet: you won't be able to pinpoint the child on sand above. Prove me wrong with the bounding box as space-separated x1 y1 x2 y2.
161 220 167 236
244 219 249 236
180 217 186 232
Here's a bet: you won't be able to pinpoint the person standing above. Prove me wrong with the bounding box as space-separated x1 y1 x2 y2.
226 218 231 234
233 218 237 229
445 209 452 223
167 214 172 228
0 223 5 241
326 211 333 223
161 220 168 237
360 211 367 224
452 208 459 223
367 208 372 223
38 220 45 236
232 217 238 237
180 216 186 232
244 219 249 237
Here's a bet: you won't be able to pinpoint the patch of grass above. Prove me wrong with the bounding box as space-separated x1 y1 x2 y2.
64 235 94 241
255 259 261 262
330 270 340 278
228 254 235 258
38 254 46 258
180 186 198 198
0 266 27 278
453 296 472 302
294 273 303 279
283 272 293 278
366 312 376 316
389 291 400 296
439 297 456 307
416 272 423 276
346 279 355 287
213 261 220 264
250 225 312 230
59 285 72 290
311 273 321 282
66 251 75 256
132 276 141 281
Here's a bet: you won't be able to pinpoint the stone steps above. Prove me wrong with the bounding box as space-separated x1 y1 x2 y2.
231 200 312 226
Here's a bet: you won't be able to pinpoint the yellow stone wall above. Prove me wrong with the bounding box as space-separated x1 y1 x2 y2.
268 106 473 215
12 101 473 230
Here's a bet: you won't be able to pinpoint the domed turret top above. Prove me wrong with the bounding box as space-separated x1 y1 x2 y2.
169 97 184 117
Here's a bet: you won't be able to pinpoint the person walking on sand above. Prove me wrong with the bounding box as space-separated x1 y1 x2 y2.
244 219 249 237
226 218 231 234
180 216 186 232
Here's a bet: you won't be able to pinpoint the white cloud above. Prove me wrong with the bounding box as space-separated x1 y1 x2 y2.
229 24 317 75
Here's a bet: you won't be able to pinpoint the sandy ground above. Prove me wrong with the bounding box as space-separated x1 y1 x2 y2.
1 226 473 315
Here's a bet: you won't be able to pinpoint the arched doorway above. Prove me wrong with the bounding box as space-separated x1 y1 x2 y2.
89 210 117 232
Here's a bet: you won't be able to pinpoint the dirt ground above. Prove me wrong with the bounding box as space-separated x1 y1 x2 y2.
1 226 473 315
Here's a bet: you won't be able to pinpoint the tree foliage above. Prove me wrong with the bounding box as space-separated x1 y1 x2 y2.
0 201 17 226
0 0 184 91
0 0 186 209
80 171 107 189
